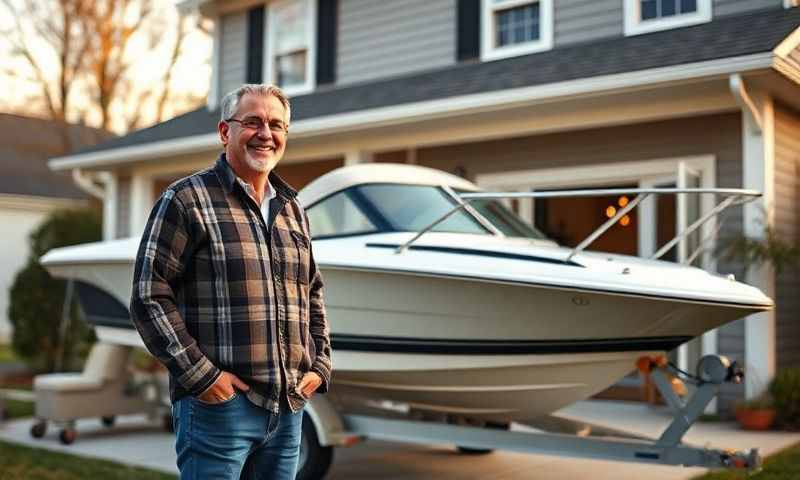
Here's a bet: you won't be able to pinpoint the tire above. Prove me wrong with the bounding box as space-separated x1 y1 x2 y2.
59 428 76 445
30 421 47 439
456 446 494 455
101 416 115 427
295 414 333 480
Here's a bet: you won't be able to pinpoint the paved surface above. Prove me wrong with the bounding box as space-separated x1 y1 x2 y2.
1 400 798 480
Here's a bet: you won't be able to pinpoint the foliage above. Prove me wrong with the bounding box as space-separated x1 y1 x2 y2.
770 368 800 430
735 392 773 411
724 226 800 275
7 209 101 373
0 439 177 479
691 442 800 480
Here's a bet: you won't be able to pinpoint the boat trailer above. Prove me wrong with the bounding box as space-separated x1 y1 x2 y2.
300 354 759 479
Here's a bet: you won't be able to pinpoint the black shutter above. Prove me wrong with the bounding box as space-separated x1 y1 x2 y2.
457 0 480 61
316 0 338 85
247 6 265 84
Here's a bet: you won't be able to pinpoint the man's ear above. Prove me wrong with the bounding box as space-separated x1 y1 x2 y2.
218 121 229 146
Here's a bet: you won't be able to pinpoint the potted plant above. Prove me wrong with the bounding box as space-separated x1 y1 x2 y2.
735 392 776 430
769 367 800 431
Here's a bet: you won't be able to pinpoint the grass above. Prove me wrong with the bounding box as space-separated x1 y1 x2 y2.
692 442 800 480
0 344 18 363
0 439 177 480
2 398 34 419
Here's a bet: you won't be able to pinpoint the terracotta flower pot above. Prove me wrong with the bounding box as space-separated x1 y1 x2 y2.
735 408 776 431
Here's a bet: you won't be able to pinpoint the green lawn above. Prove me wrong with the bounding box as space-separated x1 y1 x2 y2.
692 442 800 480
2 398 34 419
0 440 177 480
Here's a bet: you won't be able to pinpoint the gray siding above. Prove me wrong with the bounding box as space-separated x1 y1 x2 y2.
714 0 782 16
416 112 748 414
774 104 800 369
555 0 623 47
337 0 456 86
219 11 248 98
116 176 130 239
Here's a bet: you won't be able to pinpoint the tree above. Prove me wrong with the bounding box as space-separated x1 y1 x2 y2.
8 209 102 373
0 0 210 140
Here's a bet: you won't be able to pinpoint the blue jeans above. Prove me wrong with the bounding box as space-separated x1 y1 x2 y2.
173 392 303 480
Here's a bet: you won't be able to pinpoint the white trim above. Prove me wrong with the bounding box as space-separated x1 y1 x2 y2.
785 0 799 8
481 0 553 61
129 174 154 237
48 52 774 172
743 95 776 400
344 150 371 166
208 12 221 110
265 0 317 96
624 0 712 37
0 193 86 212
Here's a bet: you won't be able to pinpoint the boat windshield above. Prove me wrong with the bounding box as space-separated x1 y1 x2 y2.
306 183 547 240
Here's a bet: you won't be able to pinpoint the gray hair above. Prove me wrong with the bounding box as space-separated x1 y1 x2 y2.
220 84 291 124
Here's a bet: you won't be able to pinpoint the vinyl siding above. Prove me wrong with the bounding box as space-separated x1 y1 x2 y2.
337 0 455 86
555 0 623 47
416 112 748 413
774 104 800 369
218 11 248 98
116 176 131 239
713 0 783 17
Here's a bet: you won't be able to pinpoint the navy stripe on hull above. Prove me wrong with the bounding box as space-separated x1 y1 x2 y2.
331 334 692 354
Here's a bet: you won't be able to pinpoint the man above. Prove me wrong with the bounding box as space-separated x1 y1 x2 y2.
130 84 332 480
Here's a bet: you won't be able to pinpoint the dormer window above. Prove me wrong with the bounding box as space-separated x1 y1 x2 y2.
624 0 712 36
481 0 553 61
266 0 317 95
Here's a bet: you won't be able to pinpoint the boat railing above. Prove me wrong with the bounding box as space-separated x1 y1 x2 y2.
395 188 762 265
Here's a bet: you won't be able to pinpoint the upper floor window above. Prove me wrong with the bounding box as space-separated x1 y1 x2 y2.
266 0 317 95
624 0 712 36
481 0 553 61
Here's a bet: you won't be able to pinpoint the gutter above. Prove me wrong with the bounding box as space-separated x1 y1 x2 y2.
728 74 764 134
71 169 111 200
48 52 774 172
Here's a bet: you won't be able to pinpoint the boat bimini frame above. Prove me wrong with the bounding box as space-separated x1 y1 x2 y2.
395 187 761 262
303 354 759 476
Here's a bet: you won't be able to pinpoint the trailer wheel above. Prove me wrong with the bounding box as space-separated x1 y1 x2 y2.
59 428 76 445
296 414 333 480
456 446 494 455
101 416 115 427
30 420 47 438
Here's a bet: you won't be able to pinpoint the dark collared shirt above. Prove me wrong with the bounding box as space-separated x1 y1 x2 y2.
130 154 331 413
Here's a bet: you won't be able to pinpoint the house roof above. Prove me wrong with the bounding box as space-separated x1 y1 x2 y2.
0 114 113 199
74 7 800 158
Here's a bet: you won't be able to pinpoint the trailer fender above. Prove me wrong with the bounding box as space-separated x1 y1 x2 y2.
305 396 347 447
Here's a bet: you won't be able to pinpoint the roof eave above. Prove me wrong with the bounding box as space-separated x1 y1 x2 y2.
48 52 775 172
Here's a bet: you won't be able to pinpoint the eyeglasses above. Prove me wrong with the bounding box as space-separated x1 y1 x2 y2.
226 117 288 135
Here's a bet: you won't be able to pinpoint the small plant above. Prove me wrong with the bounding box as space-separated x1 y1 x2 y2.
770 368 800 430
724 224 800 275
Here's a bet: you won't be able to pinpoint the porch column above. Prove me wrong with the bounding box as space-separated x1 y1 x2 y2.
344 150 372 166
740 91 776 399
102 174 118 241
129 173 154 238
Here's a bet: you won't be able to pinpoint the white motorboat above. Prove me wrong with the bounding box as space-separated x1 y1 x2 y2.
41 163 772 424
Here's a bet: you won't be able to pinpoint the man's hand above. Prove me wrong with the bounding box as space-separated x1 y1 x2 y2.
197 371 250 404
296 371 322 399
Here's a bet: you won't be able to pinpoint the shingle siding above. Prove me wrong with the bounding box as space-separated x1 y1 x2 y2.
219 11 248 98
774 104 800 370
337 0 455 86
713 0 783 17
555 0 623 47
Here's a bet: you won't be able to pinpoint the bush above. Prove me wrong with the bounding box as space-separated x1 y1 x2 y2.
7 209 101 373
770 368 800 430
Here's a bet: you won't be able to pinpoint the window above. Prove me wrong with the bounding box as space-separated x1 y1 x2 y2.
266 0 316 95
624 0 711 36
307 191 375 238
481 0 553 61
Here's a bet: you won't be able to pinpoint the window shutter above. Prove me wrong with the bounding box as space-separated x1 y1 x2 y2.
316 0 338 85
246 6 265 84
457 0 481 61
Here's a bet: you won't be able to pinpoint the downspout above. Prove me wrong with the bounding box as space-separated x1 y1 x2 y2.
71 169 110 200
728 74 763 134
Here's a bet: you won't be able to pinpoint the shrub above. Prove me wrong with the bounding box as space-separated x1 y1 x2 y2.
770 368 800 430
7 209 101 373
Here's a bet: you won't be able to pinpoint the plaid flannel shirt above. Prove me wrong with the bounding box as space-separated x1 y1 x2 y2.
130 154 331 413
